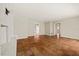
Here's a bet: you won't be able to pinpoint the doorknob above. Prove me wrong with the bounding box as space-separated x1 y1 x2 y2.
1 24 8 27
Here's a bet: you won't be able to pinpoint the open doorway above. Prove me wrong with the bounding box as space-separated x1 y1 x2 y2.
34 24 40 39
56 23 61 39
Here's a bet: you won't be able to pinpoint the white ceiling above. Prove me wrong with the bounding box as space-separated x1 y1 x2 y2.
1 3 79 21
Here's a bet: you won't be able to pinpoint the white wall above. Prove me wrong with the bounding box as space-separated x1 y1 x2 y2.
14 16 29 39
14 17 45 39
45 17 79 40
45 22 50 35
54 17 79 39
60 17 79 39
49 22 54 36
28 19 45 36
45 22 54 36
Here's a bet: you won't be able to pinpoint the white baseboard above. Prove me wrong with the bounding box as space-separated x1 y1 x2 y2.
14 35 28 40
61 35 79 40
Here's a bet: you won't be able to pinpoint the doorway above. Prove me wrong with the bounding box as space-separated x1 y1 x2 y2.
34 24 40 39
55 23 61 39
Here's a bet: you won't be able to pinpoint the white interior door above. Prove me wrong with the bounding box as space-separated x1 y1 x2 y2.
0 4 16 56
0 11 14 44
